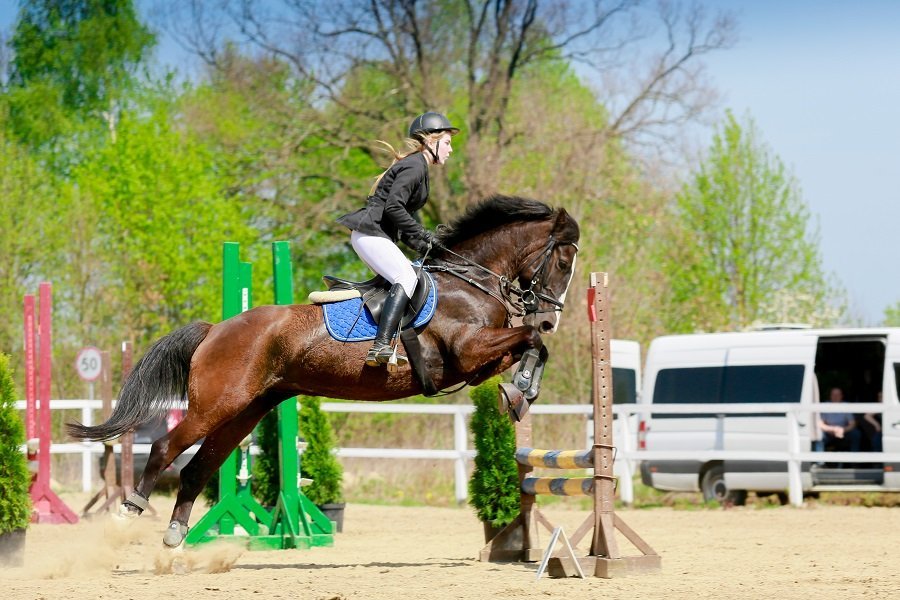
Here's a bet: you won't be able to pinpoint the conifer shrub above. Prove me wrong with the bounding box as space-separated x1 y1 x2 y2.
468 378 519 527
298 397 343 505
252 411 279 506
0 354 32 534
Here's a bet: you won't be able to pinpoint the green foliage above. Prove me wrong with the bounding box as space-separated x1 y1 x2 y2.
251 411 280 507
9 0 154 115
883 302 900 327
467 378 519 527
0 354 32 533
299 397 344 505
68 90 259 346
0 126 61 374
661 111 839 333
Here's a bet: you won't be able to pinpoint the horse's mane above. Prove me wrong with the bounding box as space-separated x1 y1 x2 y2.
436 195 560 249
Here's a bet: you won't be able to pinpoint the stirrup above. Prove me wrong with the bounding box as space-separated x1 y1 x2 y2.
366 343 389 367
376 345 407 368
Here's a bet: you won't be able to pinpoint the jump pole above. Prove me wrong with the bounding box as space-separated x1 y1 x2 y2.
186 242 273 544
480 272 660 578
23 283 78 524
248 241 334 550
186 241 334 549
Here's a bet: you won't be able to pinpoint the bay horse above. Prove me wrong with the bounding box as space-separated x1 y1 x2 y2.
67 195 580 547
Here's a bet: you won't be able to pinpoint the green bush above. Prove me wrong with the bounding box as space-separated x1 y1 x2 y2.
251 411 279 506
468 378 519 527
299 397 344 505
0 353 32 533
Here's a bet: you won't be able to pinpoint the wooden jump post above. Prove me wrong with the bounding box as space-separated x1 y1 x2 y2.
81 343 147 517
481 272 661 578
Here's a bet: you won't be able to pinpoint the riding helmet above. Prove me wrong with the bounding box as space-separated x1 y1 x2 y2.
408 112 460 139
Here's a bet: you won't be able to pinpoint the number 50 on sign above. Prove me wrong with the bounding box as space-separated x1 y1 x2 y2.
75 346 103 382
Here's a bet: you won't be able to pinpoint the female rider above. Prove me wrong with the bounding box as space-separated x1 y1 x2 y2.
337 111 459 367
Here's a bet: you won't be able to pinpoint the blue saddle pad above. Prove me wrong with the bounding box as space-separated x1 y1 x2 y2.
322 271 437 342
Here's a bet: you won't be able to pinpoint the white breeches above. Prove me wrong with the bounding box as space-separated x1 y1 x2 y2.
350 231 417 299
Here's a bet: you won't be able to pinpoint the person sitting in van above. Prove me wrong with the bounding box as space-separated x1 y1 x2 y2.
862 391 883 452
817 387 862 453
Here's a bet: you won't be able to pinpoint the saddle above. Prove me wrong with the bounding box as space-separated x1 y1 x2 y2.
317 267 439 396
320 267 433 330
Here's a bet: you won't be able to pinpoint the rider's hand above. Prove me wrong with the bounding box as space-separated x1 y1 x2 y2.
406 236 430 254
410 230 438 253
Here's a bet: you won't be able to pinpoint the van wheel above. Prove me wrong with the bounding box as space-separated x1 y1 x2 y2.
701 466 747 506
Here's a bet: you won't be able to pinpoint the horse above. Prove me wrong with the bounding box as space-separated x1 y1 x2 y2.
67 195 580 547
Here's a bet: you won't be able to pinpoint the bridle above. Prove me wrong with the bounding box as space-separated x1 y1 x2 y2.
513 236 578 316
424 233 579 321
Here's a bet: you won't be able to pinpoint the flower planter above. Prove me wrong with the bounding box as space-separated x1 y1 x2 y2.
317 503 345 533
0 529 26 567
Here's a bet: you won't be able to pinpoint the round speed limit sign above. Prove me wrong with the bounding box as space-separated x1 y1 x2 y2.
75 346 103 382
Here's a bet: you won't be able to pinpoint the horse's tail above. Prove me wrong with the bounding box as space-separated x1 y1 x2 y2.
66 321 213 442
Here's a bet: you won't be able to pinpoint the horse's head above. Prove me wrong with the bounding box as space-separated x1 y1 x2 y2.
434 196 580 333
519 208 580 334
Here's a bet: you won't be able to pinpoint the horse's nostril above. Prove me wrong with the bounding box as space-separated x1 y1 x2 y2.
540 320 554 333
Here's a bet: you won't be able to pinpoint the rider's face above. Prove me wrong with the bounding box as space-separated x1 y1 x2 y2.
432 134 453 165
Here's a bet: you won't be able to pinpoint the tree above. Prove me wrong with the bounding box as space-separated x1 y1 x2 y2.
66 88 260 350
162 0 735 203
0 124 62 382
660 112 838 332
8 0 155 123
884 302 900 327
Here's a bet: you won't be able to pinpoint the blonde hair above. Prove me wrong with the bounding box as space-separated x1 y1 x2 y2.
369 132 447 195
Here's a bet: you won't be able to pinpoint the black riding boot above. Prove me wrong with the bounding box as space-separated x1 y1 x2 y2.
365 284 410 367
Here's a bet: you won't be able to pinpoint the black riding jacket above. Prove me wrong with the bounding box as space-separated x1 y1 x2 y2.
337 152 430 246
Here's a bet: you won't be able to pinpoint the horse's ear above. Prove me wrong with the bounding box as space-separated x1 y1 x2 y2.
551 208 572 234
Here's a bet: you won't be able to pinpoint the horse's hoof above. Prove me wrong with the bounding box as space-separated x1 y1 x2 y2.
163 521 189 548
113 503 140 524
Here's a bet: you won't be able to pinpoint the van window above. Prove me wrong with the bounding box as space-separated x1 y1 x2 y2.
895 364 900 399
613 367 637 404
653 365 804 404
722 365 804 403
654 367 723 404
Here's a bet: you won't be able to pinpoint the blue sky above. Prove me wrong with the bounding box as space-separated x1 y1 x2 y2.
2 1 898 323
702 0 900 323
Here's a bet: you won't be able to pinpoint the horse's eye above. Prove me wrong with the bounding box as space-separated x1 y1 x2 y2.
557 259 570 270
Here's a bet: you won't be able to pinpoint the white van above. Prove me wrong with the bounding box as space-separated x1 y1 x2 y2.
638 327 900 503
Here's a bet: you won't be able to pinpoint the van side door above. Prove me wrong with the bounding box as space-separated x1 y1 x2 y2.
722 334 817 493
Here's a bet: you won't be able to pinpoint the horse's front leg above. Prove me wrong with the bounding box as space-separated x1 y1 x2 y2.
451 325 543 375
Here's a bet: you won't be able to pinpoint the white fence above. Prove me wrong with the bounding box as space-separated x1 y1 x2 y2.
15 399 600 503
15 400 900 507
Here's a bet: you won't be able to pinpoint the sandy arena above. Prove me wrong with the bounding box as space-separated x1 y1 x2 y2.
3 493 897 600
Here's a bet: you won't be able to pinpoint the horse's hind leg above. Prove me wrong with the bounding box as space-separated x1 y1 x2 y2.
118 411 209 518
162 395 279 547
